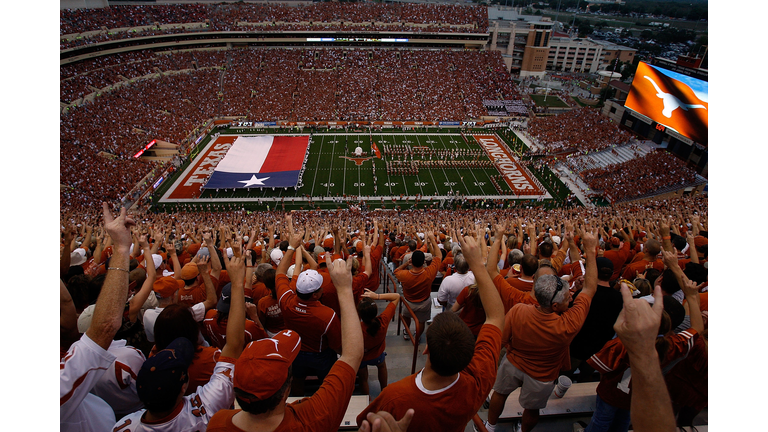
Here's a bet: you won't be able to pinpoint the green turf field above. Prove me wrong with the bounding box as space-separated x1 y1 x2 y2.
193 132 516 201
530 94 570 108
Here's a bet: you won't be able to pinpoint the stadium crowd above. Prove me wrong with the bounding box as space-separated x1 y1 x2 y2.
61 193 707 432
580 151 700 203
61 3 489 48
527 108 634 153
60 47 525 215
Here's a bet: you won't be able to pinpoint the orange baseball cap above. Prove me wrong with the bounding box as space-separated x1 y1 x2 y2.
181 263 199 280
153 276 184 298
187 243 201 256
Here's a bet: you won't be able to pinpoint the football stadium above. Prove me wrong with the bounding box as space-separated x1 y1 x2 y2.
60 2 710 432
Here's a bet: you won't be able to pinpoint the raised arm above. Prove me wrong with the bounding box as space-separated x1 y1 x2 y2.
659 218 674 253
662 251 703 334
457 229 504 329
198 256 219 311
204 230 222 280
127 234 156 322
86 204 136 350
527 223 537 258
578 229 599 300
690 214 701 237
277 215 302 276
614 284 676 432
166 240 182 279
81 224 93 256
362 244 373 278
149 229 164 255
327 254 364 368
361 289 400 305
685 231 699 264
221 255 246 359
130 231 141 259
295 243 304 275
485 224 503 279
92 228 104 266
60 225 77 277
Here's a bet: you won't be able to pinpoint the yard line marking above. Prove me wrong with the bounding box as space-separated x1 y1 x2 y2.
416 135 439 196
328 136 336 196
309 135 323 197
442 135 471 196
464 135 484 190
342 135 347 196
435 135 458 195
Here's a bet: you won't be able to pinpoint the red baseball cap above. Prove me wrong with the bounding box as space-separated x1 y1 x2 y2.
234 329 301 401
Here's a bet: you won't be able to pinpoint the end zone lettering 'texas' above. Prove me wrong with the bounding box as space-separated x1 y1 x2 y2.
474 135 537 192
167 137 236 199
184 143 233 186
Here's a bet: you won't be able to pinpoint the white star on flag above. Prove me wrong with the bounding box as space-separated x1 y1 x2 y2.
238 175 270 187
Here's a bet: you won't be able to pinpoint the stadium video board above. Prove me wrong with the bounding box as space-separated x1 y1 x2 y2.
625 62 708 146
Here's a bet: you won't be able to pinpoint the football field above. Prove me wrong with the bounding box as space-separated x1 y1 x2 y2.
302 133 506 197
157 131 548 209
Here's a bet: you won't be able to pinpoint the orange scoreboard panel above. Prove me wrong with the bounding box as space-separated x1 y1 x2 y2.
625 61 708 146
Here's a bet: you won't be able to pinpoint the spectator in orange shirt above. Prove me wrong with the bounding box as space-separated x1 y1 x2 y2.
621 239 664 281
394 232 441 341
484 229 599 432
505 254 537 292
178 232 222 306
202 282 268 349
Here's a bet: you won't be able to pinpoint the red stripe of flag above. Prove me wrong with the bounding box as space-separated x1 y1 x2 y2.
260 136 310 173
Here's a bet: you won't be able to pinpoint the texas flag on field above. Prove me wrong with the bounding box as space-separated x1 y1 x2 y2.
371 141 382 159
625 61 708 145
203 135 309 189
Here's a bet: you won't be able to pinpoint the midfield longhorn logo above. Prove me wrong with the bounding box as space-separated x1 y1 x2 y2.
340 156 374 166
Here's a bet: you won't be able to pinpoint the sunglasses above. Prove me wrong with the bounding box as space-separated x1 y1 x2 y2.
549 277 565 307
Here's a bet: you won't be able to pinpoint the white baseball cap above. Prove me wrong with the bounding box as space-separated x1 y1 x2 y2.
70 248 87 266
77 304 96 333
152 254 163 270
296 269 323 294
270 248 283 264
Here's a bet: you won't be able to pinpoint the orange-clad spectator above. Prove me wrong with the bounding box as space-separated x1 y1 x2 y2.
356 289 400 396
202 282 268 349
621 239 665 281
394 232 441 340
484 230 599 432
